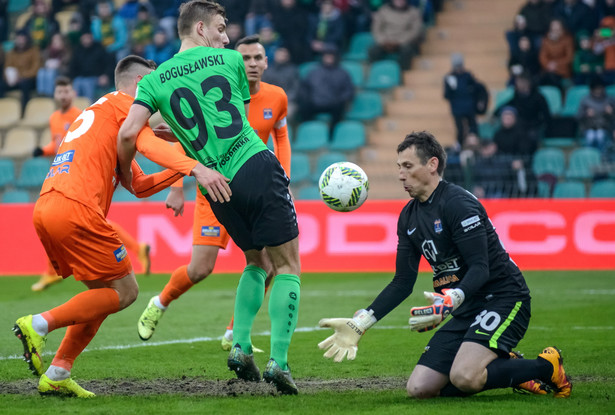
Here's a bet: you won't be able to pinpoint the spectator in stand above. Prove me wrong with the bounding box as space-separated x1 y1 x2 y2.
4 31 40 116
37 33 72 97
271 0 310 64
518 0 552 48
369 0 423 71
22 0 59 50
599 0 615 20
69 31 112 102
218 0 250 24
144 29 175 66
299 46 354 133
66 13 84 49
593 16 615 84
573 30 604 85
91 0 129 62
508 35 541 85
470 140 523 199
245 0 275 36
130 5 156 57
444 53 479 148
552 0 598 36
494 106 536 157
307 0 346 58
506 14 530 56
263 46 300 119
0 0 8 43
258 25 280 63
501 73 551 147
538 18 575 91
577 76 615 149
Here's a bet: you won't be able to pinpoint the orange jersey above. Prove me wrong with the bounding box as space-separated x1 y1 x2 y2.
42 106 83 156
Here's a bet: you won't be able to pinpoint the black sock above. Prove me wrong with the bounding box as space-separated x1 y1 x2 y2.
439 382 470 397
484 357 552 390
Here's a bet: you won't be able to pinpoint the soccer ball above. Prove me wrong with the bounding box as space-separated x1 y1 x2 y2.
318 162 369 212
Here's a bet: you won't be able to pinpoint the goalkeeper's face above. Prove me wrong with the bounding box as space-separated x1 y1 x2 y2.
397 146 439 202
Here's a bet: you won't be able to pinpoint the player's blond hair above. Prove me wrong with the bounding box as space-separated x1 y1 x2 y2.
177 0 226 39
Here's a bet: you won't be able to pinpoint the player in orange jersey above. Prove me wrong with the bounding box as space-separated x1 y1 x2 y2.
136 35 291 352
30 76 151 292
12 55 217 398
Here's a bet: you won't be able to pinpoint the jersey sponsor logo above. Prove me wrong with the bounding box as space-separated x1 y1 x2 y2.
422 240 438 262
461 215 480 227
218 135 250 167
201 226 221 237
52 150 75 166
433 274 460 288
463 221 481 233
263 108 273 119
159 55 226 84
434 219 442 234
114 245 128 262
407 227 416 235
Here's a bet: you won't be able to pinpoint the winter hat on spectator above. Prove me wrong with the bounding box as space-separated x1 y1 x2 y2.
451 52 464 69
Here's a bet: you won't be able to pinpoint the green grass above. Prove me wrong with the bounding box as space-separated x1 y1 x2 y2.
0 271 613 414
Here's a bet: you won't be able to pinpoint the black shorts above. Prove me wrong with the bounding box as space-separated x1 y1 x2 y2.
206 150 299 251
416 297 531 375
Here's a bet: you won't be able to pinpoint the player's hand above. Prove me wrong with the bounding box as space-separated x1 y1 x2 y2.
318 309 376 362
152 123 178 143
32 147 43 157
165 187 185 216
409 288 465 332
191 163 231 203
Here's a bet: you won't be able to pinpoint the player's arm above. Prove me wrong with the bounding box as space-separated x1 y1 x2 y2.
118 104 151 193
131 159 184 198
136 127 197 176
166 143 188 217
271 117 291 177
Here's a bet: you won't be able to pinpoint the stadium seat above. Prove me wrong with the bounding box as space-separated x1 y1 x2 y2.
532 147 566 178
293 121 329 152
297 185 322 200
55 10 76 34
364 60 401 91
290 152 311 184
8 0 30 13
0 98 22 131
147 188 170 202
73 97 91 111
311 152 346 182
589 179 615 198
539 86 563 115
0 158 16 188
299 61 318 79
493 87 514 111
340 60 365 88
345 91 383 121
0 127 38 158
343 32 375 61
19 97 56 130
15 158 50 189
607 84 615 97
478 121 497 140
2 189 30 203
38 127 52 148
135 154 164 175
560 85 589 117
565 147 602 180
185 184 197 201
330 121 366 151
552 180 586 198
540 136 577 148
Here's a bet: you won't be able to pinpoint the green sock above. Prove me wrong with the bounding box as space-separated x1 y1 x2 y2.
233 265 266 353
268 274 300 370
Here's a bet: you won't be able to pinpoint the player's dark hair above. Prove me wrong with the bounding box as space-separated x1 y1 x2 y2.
177 0 226 39
235 34 260 49
397 131 447 176
54 76 72 88
114 55 154 88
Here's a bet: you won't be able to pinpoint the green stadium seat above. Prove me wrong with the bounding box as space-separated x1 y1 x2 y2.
147 188 170 202
539 86 563 115
565 147 602 180
540 137 578 148
330 121 366 151
312 152 346 182
478 121 497 140
297 185 322 200
15 158 50 189
607 84 615 97
343 32 374 61
364 60 401 90
345 91 383 121
8 0 30 13
2 189 30 203
532 148 566 178
493 87 514 111
290 152 311 184
0 159 16 188
185 185 197 201
589 180 615 198
537 181 552 198
299 61 318 79
341 60 365 88
552 180 586 198
560 85 589 117
293 121 329 152
135 154 164 175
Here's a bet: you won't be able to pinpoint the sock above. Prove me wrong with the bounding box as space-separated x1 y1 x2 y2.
45 365 70 381
233 265 267 352
484 357 552 390
268 274 300 370
50 316 106 372
40 288 119 332
224 329 233 341
439 382 470 397
226 278 272 331
159 265 193 307
153 295 167 310
111 222 139 253
32 314 49 336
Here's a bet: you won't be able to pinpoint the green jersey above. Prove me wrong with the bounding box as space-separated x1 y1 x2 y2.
134 46 268 183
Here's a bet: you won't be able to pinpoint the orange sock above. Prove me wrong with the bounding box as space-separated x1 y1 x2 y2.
226 278 272 330
51 316 106 371
41 288 120 332
159 265 193 307
110 221 139 253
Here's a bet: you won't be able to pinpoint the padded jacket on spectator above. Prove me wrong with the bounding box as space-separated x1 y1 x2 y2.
539 33 575 78
371 2 423 49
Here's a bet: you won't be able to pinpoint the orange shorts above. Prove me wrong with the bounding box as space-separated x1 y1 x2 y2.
193 190 231 248
33 192 133 281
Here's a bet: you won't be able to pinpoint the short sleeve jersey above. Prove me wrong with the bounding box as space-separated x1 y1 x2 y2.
134 46 268 182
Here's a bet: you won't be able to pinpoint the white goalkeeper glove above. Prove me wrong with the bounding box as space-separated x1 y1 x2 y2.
318 309 377 362
409 288 465 332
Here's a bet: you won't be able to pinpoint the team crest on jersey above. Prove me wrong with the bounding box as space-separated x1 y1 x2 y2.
114 245 128 262
434 219 443 234
263 108 273 119
201 226 220 237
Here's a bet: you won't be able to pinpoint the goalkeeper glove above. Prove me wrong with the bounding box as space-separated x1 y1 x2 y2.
409 288 465 332
318 309 377 362
32 147 44 157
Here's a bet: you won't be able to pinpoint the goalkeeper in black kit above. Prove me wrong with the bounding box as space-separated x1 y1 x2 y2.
318 131 572 399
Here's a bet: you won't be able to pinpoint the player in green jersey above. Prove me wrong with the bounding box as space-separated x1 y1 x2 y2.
117 0 301 395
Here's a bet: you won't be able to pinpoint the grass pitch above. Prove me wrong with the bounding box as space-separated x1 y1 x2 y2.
0 270 613 414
